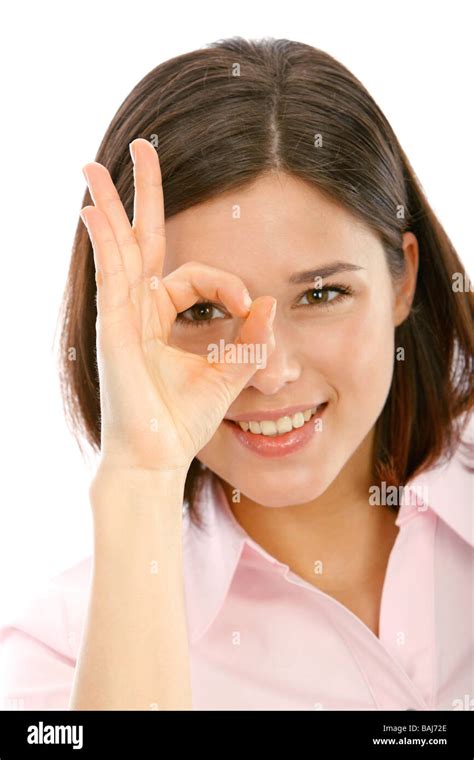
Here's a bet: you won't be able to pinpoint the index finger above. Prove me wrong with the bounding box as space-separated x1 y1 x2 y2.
129 139 166 280
162 262 254 319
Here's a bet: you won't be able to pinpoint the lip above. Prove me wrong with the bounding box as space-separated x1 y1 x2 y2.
225 402 324 423
223 403 328 458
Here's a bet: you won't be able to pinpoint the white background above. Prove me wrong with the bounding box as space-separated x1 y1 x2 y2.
0 0 472 621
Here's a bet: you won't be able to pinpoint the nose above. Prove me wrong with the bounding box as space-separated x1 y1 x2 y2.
243 322 301 394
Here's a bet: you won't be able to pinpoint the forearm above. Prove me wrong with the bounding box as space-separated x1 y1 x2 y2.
68 468 192 711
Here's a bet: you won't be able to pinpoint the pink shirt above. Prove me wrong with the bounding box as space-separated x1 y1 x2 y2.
0 448 472 711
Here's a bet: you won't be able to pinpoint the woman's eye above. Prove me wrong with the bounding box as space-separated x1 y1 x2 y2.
297 285 352 307
176 302 227 326
175 286 353 327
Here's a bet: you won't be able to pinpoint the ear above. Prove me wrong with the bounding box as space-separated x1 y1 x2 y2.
393 232 419 327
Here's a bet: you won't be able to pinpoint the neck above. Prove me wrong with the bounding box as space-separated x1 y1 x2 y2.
218 430 399 593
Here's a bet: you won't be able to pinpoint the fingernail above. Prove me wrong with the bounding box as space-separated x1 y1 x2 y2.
129 141 136 164
268 300 277 323
243 290 253 310
80 209 89 227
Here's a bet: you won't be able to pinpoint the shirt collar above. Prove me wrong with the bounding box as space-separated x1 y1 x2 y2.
183 451 472 644
402 449 473 547
183 471 285 644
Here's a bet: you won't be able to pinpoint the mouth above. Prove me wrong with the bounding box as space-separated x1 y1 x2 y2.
226 403 328 435
222 403 328 458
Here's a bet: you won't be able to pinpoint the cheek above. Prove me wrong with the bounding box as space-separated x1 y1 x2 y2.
169 319 242 355
304 305 395 420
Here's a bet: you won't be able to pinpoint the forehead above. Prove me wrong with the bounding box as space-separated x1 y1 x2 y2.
163 171 379 279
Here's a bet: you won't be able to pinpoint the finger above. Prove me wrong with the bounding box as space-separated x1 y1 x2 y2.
207 296 277 396
235 296 277 350
161 262 254 319
82 162 143 287
129 139 166 278
80 205 129 313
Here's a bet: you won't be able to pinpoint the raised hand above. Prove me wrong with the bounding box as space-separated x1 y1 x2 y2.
80 139 276 475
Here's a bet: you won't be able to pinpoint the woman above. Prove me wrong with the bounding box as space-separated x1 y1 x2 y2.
0 37 472 711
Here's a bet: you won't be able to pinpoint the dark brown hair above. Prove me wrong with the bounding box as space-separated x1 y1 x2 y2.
58 36 473 527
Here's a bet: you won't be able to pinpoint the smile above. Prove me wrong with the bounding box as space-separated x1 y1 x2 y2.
234 406 319 436
222 403 328 458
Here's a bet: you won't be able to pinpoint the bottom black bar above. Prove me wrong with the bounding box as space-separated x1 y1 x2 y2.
0 709 472 757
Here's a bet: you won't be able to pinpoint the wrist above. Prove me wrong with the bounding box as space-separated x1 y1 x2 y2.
92 461 189 488
89 463 188 527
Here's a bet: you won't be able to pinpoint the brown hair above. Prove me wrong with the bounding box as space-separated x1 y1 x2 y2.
58 36 473 527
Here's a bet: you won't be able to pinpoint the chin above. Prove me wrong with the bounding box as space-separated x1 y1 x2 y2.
219 466 338 509
247 482 329 509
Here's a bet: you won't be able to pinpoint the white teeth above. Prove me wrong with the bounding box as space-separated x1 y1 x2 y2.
236 406 322 435
260 420 278 436
276 416 293 435
292 412 305 428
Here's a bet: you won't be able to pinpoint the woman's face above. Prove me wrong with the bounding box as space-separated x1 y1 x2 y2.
164 172 418 507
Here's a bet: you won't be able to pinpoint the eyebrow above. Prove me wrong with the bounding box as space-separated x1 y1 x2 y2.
288 262 365 284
